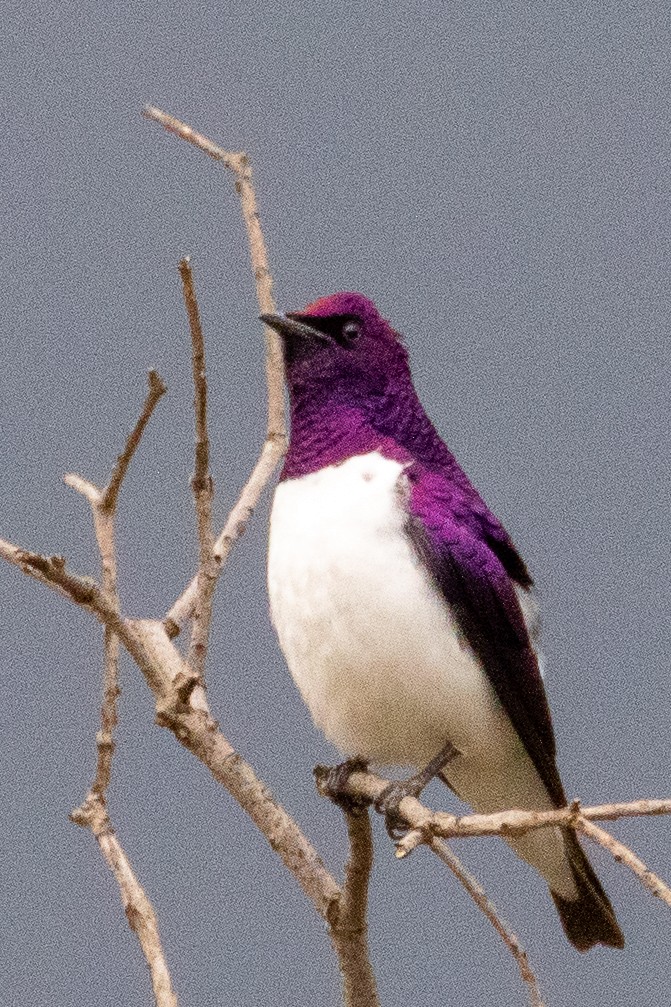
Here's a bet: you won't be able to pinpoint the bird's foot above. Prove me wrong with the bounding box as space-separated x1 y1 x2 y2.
374 740 460 840
314 757 370 815
370 777 419 841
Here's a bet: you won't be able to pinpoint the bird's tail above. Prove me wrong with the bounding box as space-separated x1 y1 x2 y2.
550 830 624 952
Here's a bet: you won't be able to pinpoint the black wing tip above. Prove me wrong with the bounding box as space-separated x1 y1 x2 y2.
551 833 625 952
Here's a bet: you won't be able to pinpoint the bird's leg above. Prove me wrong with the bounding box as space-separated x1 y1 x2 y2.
375 739 460 839
314 757 371 815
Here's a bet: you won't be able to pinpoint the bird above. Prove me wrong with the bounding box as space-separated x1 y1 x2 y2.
261 292 624 952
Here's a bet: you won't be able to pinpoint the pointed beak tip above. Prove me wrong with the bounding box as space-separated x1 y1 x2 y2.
259 312 326 347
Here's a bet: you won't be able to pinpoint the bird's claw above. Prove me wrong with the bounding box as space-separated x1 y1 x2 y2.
374 780 417 839
314 757 370 815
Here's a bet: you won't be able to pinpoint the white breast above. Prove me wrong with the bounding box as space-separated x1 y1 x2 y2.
268 452 509 767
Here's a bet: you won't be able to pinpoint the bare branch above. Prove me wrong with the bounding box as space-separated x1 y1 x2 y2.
64 487 119 797
143 105 242 167
3 527 342 919
316 765 671 924
341 810 375 934
330 809 380 1007
179 258 211 499
164 436 284 636
64 367 167 791
3 369 165 647
394 797 671 852
0 538 71 595
72 615 342 924
320 768 671 848
186 743 342 921
177 258 216 679
577 818 671 909
63 473 101 505
429 838 545 1007
2 537 342 983
0 543 121 621
67 372 167 794
91 622 120 797
142 109 283 385
0 544 125 816
71 798 178 1007
142 107 286 638
101 369 167 513
7 515 671 1002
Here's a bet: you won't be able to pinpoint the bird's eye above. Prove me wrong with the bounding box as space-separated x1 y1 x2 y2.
341 320 361 343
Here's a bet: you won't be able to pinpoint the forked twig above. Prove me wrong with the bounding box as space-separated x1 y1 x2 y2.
315 765 671 978
429 838 545 1007
64 372 177 1006
1 556 347 993
65 370 166 796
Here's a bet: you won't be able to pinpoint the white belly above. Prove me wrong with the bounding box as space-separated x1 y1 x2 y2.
268 451 575 896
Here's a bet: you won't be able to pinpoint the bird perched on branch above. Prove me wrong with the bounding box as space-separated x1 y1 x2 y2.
262 292 623 952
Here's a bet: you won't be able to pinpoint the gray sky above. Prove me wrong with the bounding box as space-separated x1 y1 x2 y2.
2 3 670 1005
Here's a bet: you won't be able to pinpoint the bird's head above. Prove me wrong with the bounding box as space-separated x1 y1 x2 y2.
261 292 410 407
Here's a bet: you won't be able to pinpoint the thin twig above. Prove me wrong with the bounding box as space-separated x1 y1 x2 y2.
1 544 123 621
164 437 284 637
320 768 671 851
429 838 545 1007
89 520 120 798
577 818 671 908
143 106 286 637
178 258 216 680
101 369 167 514
71 799 178 1007
330 810 380 1007
143 105 241 167
394 797 671 854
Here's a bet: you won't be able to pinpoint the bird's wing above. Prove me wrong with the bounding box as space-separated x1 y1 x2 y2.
434 458 535 590
404 462 566 807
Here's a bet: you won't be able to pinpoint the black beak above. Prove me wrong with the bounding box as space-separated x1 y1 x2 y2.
260 312 328 346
